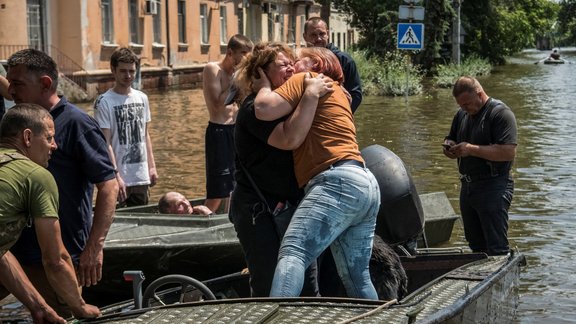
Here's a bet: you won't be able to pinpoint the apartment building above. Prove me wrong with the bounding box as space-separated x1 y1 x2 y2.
0 0 357 100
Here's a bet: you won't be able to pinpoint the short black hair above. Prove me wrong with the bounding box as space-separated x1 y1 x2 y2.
7 48 59 90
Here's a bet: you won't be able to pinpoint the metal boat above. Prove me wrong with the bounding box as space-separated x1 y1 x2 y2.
84 145 459 303
78 249 526 324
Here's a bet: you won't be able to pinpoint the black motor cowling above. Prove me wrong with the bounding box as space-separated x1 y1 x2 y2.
361 144 424 244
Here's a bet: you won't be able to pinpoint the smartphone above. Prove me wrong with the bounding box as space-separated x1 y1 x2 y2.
442 144 452 150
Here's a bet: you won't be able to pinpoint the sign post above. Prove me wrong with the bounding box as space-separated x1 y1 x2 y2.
397 23 424 51
398 0 425 103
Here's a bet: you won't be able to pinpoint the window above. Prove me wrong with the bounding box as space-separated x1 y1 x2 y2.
26 0 43 49
200 4 208 44
279 14 284 42
101 0 114 44
178 0 186 43
129 0 141 44
153 0 162 44
300 16 305 46
220 6 228 44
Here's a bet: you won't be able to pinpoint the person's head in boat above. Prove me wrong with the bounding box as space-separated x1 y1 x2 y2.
550 48 561 60
158 191 212 215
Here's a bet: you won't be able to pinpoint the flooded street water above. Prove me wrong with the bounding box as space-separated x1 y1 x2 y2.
75 49 576 322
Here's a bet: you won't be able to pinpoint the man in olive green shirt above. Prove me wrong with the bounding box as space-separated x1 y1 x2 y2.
0 103 100 322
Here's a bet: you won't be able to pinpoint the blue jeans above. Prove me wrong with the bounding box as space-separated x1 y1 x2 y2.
270 164 380 300
229 185 319 297
460 175 514 255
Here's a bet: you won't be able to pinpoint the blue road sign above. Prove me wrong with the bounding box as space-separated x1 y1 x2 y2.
397 23 424 50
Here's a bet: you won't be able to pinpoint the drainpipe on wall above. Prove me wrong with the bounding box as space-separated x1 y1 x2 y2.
165 0 171 67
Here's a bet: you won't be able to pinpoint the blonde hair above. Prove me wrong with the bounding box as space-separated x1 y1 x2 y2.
233 41 296 102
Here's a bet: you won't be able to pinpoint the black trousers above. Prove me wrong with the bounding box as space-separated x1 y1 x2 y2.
229 186 318 297
460 175 514 256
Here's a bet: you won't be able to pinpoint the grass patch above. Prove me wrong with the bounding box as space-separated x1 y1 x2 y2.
352 50 424 96
433 55 492 88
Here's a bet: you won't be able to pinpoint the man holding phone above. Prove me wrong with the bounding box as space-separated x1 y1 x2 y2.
443 76 517 256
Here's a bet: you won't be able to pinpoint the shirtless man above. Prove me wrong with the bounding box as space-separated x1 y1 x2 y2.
202 34 253 212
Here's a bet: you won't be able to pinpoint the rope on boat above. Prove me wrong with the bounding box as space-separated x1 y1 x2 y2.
335 298 398 324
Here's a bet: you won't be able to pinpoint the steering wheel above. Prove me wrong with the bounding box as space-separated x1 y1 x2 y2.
142 274 217 308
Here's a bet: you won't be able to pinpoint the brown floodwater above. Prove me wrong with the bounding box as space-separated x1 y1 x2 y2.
77 48 576 322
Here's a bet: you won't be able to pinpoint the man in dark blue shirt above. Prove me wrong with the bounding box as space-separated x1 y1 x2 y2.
303 17 362 113
6 48 119 317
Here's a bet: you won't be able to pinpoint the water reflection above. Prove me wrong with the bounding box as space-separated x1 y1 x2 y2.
78 49 576 321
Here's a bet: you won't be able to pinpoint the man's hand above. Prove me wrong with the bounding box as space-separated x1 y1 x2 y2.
192 205 213 216
116 175 127 202
72 304 101 319
443 140 457 159
252 68 272 93
77 245 103 287
449 142 471 158
149 167 158 187
31 305 66 324
303 73 334 99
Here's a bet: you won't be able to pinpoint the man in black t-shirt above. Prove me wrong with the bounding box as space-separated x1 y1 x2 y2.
443 76 518 256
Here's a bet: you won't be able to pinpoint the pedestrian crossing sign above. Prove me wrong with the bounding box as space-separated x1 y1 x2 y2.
397 23 424 50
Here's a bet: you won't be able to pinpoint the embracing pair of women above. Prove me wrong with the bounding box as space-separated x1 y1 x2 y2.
230 42 380 300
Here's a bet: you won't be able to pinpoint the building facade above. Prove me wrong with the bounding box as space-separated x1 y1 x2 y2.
0 0 357 100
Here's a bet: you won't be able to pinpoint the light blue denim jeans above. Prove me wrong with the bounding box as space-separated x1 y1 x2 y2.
270 164 381 300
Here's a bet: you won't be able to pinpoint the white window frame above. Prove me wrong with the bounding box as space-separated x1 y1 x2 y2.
153 0 162 44
129 0 142 45
101 0 114 44
219 6 228 45
200 4 209 45
178 0 187 44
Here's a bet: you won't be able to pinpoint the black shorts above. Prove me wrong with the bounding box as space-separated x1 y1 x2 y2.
205 122 236 199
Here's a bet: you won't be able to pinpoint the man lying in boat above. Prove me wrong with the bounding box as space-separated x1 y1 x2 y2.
158 192 213 215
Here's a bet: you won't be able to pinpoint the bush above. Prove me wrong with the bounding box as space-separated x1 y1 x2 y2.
433 55 492 88
351 50 424 96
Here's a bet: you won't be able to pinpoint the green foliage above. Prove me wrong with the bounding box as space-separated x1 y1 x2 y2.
462 0 560 64
333 0 560 67
558 0 576 45
415 0 454 71
433 55 492 88
351 50 423 96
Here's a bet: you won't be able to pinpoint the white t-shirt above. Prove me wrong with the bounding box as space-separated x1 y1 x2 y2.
94 88 151 186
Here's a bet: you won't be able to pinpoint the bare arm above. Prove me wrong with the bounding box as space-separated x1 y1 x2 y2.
203 63 229 115
101 128 125 203
0 251 65 323
267 74 334 150
77 178 118 288
445 141 517 161
253 68 296 121
35 218 101 318
145 122 158 186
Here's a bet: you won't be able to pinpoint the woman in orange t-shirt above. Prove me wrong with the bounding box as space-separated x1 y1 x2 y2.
254 47 380 300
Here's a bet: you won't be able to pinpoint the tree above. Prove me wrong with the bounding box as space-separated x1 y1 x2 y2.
331 0 559 68
558 0 576 45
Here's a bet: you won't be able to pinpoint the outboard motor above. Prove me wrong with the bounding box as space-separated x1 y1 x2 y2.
361 145 425 246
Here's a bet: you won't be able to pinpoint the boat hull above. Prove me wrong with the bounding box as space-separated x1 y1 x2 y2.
543 59 565 64
83 251 526 324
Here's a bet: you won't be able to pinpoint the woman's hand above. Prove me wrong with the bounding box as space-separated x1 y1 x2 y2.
252 67 271 93
303 73 334 99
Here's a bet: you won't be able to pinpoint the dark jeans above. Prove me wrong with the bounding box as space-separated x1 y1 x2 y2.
229 186 318 297
460 175 514 255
